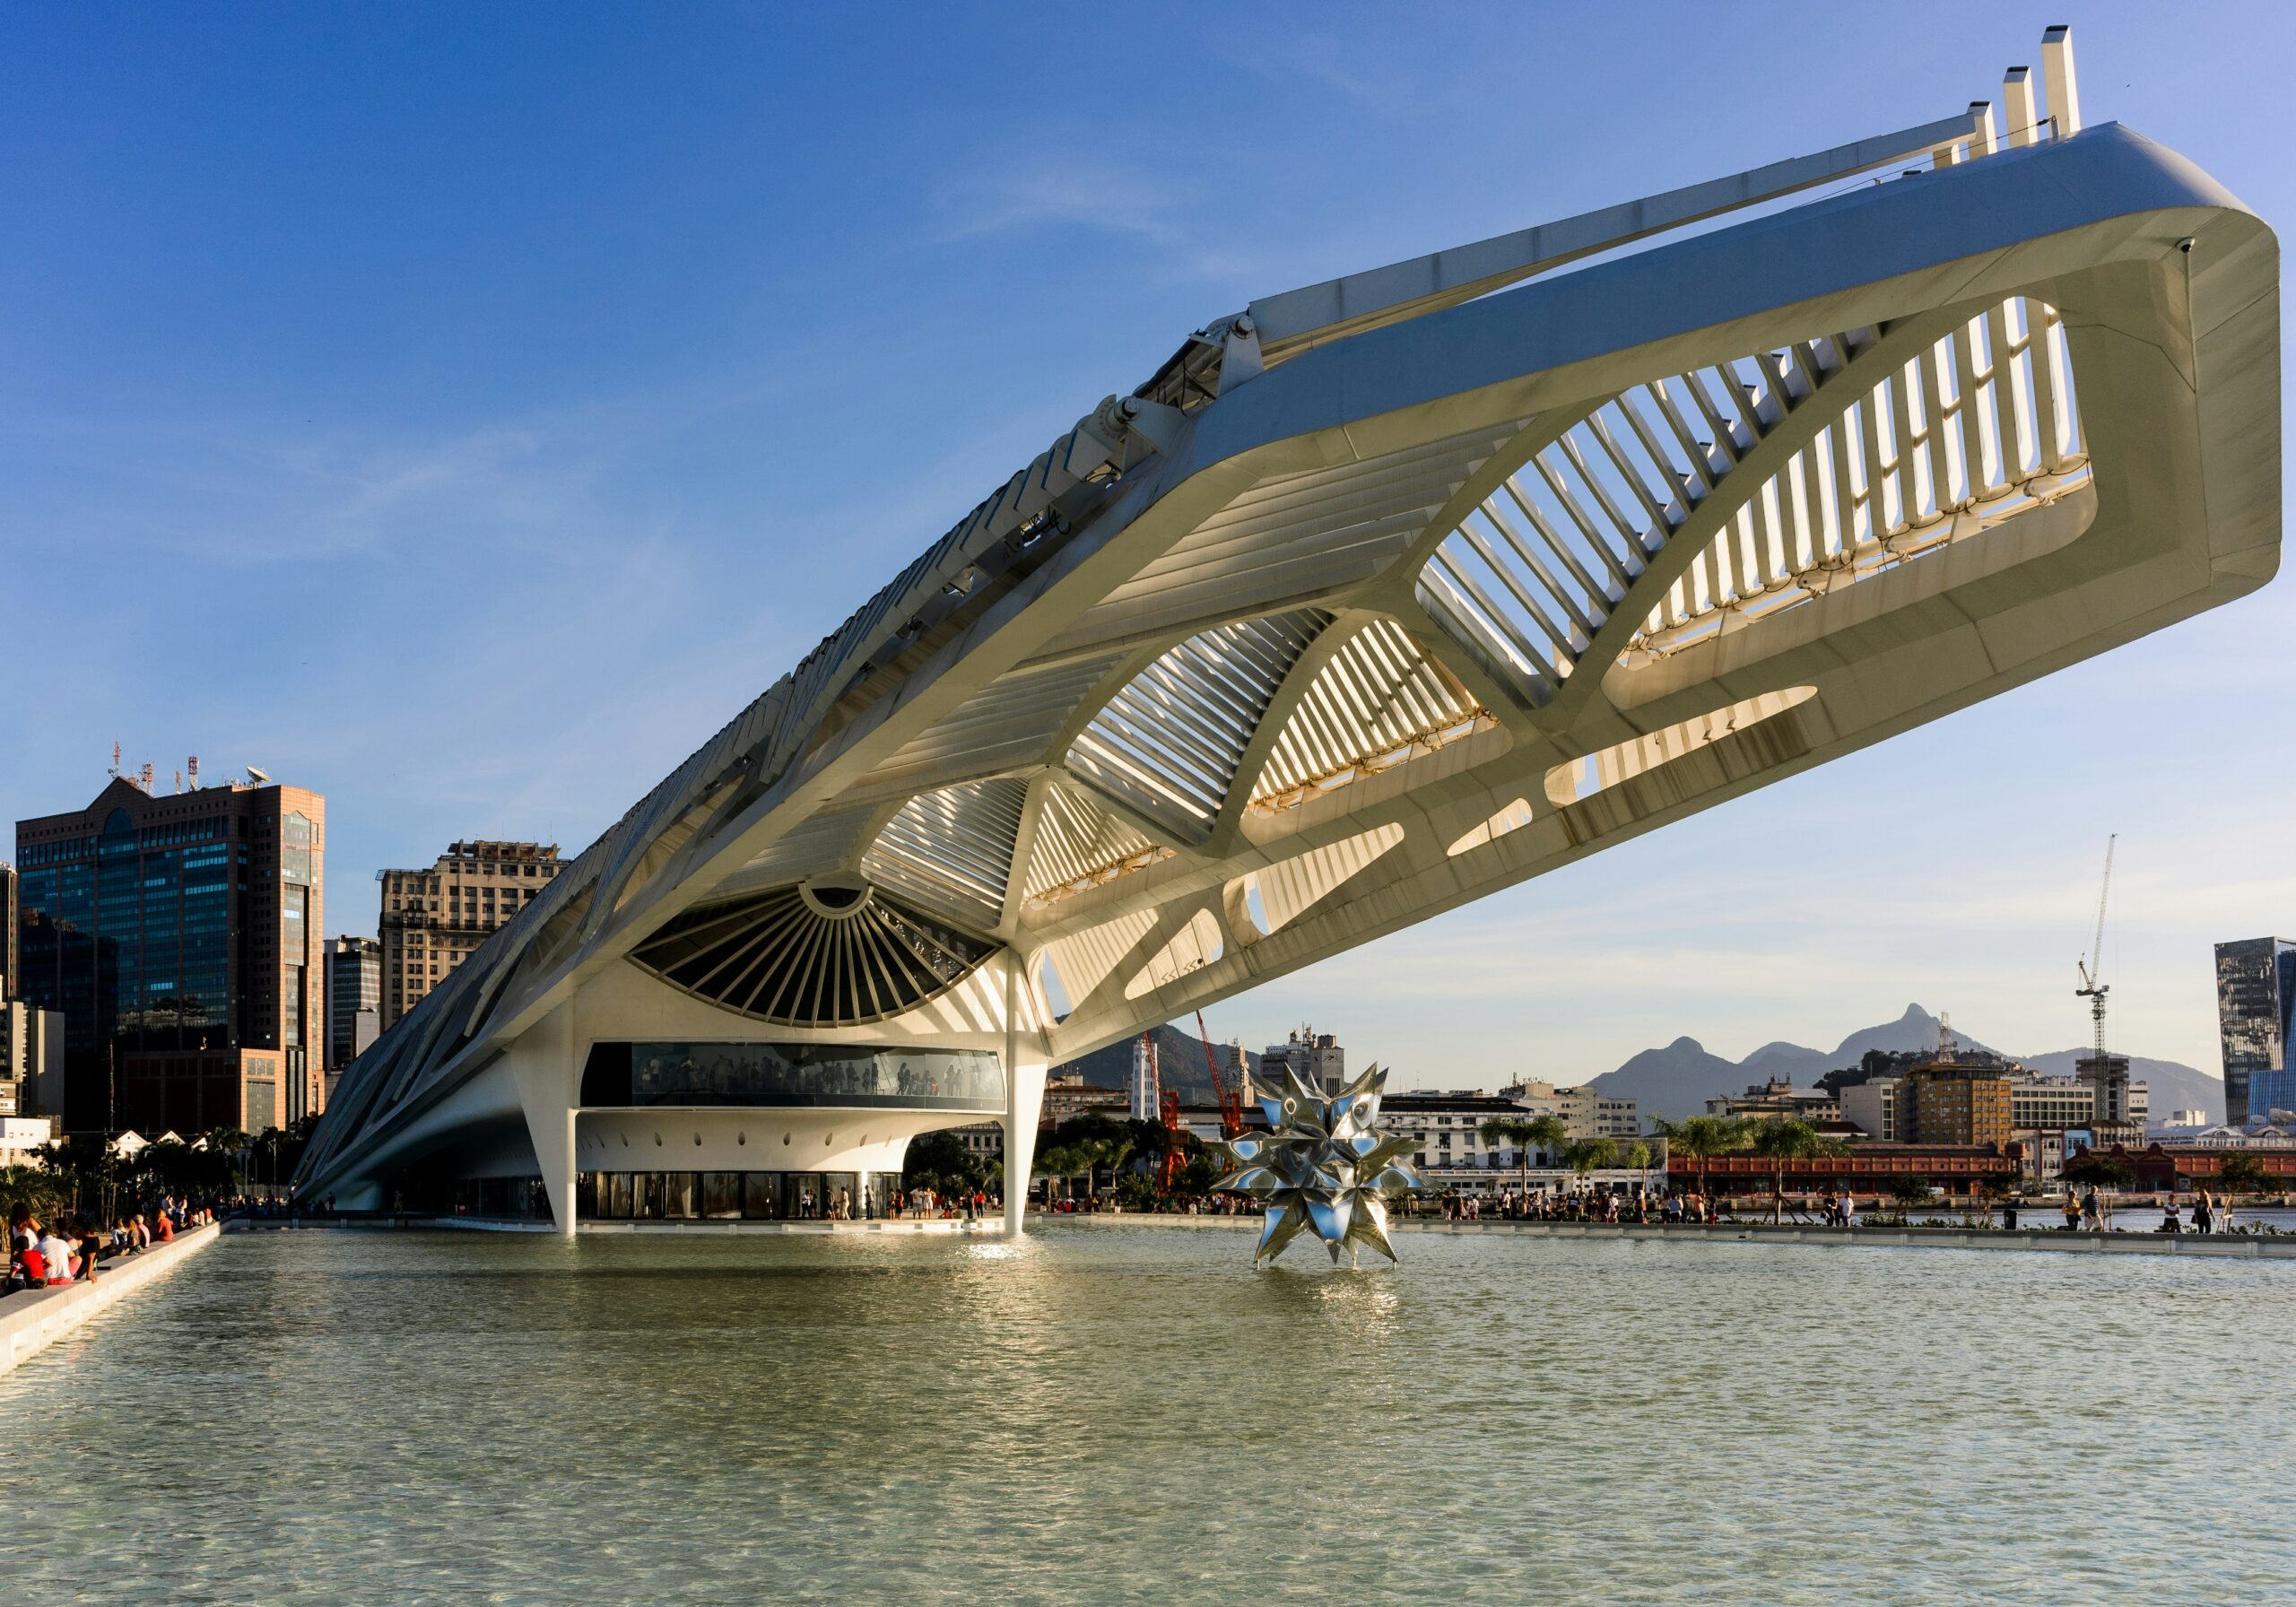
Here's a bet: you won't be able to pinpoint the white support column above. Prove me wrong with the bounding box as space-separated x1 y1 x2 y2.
2004 66 2040 148
2041 25 2081 138
1970 101 1998 158
509 1001 578 1237
1001 952 1048 1236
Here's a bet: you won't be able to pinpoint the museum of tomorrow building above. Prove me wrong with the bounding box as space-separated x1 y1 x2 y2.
300 29 2280 1232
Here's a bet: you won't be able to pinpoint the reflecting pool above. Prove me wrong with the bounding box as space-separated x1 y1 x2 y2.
6 1222 2292 1604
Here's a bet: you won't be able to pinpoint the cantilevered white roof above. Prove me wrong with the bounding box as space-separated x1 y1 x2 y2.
302 32 2279 1195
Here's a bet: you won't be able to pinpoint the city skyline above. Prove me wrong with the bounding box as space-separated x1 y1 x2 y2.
7 3 2292 1087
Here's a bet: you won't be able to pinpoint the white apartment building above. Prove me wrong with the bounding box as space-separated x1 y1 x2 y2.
1262 1028 1344 1092
1383 1090 1656 1194
1500 1079 1640 1139
1840 1077 1902 1141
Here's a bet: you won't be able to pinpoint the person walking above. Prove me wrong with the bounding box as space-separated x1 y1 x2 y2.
2081 1186 2102 1232
2194 1188 2214 1237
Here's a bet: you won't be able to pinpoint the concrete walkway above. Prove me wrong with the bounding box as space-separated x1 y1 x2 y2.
227 1214 997 1235
1 1221 222 1377
1038 1212 2296 1260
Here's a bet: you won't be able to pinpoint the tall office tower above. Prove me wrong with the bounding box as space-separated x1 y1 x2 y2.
2216 937 2296 1125
13 769 326 1134
0 861 20 996
1262 1027 1344 1092
1128 1034 1160 1120
378 840 563 1027
326 935 383 1071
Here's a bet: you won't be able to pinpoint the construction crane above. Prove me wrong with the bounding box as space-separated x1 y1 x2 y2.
1196 1009 1244 1138
2075 834 2118 1064
1131 1030 1189 1191
1158 1089 1186 1190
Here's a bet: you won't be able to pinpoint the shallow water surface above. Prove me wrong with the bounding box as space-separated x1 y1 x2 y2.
6 1222 2292 1605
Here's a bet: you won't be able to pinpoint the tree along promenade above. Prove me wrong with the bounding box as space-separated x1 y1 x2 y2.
1037 1213 2296 1260
1 1220 222 1377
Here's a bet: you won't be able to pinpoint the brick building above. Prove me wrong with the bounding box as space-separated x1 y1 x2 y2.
1900 1055 2015 1146
1690 1142 2016 1199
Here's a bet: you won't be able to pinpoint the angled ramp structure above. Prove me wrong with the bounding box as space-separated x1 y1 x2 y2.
300 30 2280 1231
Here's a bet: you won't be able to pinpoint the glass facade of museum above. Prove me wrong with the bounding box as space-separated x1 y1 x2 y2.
578 1041 1004 1110
448 1170 904 1220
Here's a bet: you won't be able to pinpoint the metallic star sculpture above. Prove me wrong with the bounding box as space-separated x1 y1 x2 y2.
1213 1062 1424 1267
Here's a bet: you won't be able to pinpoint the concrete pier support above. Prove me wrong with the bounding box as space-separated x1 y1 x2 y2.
509 1002 578 1237
1002 951 1048 1236
1002 1059 1048 1235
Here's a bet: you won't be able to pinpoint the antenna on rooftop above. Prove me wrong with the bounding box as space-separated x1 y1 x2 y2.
110 741 121 778
188 755 200 789
246 765 272 786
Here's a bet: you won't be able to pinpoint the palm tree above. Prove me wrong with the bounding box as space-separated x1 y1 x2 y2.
0 1163 63 1223
1094 1136 1136 1203
1050 1136 1134 1205
201 1126 253 1188
1626 1140 1654 1198
2213 1151 2267 1231
1744 1117 1848 1224
1650 1115 1751 1205
1974 1174 2015 1228
1480 1113 1569 1196
1562 1136 1617 1184
1033 1143 1084 1203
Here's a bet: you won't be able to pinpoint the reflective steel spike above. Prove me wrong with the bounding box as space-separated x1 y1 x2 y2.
1221 1058 1418 1267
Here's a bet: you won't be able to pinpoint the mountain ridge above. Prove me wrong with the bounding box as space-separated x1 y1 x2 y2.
1586 1003 2222 1125
1052 1023 1259 1109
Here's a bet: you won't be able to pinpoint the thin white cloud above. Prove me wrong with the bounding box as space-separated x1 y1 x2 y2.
919 152 1257 283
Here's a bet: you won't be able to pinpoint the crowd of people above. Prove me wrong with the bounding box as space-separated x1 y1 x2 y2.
1424 1186 1709 1224
888 1186 994 1220
5 1195 214 1294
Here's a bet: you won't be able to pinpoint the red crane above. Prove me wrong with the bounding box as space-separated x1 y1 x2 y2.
1158 1088 1186 1190
1196 1009 1244 1139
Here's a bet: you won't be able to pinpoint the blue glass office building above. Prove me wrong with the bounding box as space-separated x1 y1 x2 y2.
13 776 326 1134
2214 937 2296 1125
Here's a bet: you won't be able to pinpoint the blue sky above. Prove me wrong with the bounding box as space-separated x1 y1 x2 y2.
4 3 2289 1088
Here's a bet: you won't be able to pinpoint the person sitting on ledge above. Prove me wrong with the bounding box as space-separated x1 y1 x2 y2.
36 1220 79 1286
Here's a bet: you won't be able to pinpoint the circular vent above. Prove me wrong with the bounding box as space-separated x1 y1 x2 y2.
631 882 995 1028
